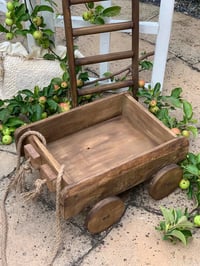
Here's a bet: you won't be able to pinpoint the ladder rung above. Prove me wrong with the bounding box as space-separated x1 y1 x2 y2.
70 0 102 5
75 51 134 66
77 80 134 96
73 22 134 36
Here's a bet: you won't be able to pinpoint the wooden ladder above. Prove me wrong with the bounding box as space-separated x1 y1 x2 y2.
62 0 139 107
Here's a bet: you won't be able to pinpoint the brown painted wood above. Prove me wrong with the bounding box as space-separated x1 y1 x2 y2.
77 80 134 96
15 93 123 145
40 164 57 192
24 143 41 169
148 164 183 200
73 22 134 36
85 196 125 234
122 94 177 143
75 51 134 66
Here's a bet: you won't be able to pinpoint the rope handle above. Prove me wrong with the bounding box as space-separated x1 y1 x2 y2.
1 129 65 266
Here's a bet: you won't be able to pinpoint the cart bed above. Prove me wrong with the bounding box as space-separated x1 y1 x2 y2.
48 115 159 183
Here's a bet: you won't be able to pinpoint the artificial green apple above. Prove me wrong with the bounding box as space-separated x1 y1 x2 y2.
179 179 190 190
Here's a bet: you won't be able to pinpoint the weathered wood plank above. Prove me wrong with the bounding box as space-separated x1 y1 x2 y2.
24 143 41 169
60 136 189 219
15 93 124 145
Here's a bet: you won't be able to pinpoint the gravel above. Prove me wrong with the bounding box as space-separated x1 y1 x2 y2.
140 0 200 19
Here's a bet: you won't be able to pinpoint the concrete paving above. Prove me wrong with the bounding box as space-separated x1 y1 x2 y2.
1 2 200 266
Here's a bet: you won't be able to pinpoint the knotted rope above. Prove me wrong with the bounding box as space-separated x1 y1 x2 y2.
0 130 64 266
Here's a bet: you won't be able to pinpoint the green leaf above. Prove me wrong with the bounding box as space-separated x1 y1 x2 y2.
0 108 11 123
87 2 94 9
0 24 9 33
32 5 54 16
184 164 199 176
31 104 42 122
0 100 4 107
176 216 194 229
196 154 200 164
94 16 105 25
102 6 121 17
163 96 182 108
166 229 187 245
152 83 161 97
183 101 193 120
19 89 34 97
140 60 153 70
43 53 56 60
170 87 182 98
186 152 198 165
60 62 67 72
47 99 58 112
15 29 30 36
62 71 69 81
5 117 25 127
42 29 54 36
160 207 174 225
15 3 27 20
187 126 198 137
95 5 104 14
51 77 62 85
78 72 89 81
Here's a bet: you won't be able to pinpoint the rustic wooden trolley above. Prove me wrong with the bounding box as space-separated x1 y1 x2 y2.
15 93 189 233
14 0 189 234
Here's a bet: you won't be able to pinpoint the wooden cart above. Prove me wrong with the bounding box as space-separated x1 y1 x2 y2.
14 0 189 233
14 93 189 233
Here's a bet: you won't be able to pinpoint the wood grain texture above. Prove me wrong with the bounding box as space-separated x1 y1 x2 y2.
85 196 125 234
148 164 183 200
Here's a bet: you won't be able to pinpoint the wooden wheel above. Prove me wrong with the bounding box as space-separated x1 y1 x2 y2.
148 164 183 200
85 196 125 234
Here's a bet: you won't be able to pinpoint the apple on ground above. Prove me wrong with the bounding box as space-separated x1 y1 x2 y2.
2 135 13 145
194 215 200 226
182 130 190 138
179 179 190 190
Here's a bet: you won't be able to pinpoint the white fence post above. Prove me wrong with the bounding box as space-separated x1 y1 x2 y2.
151 0 175 89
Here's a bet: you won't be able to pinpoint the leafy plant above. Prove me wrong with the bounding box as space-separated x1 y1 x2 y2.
82 2 121 25
156 206 194 245
137 83 198 137
0 0 55 48
179 153 200 207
